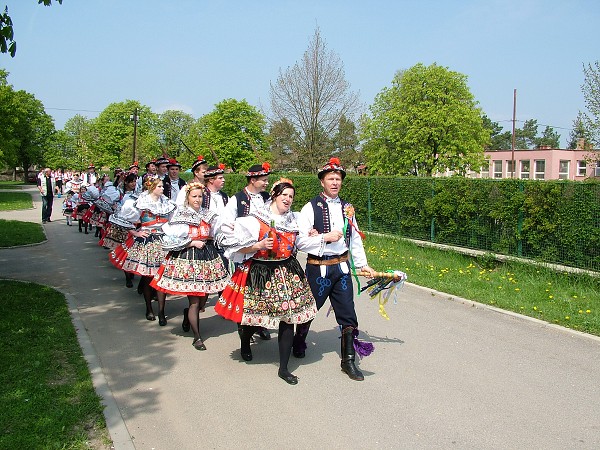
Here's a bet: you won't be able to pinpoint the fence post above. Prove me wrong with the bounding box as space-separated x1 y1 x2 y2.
367 178 372 232
517 181 524 257
430 178 436 243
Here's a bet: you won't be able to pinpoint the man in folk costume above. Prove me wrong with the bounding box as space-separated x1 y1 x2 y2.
155 156 170 181
219 162 273 341
201 164 228 215
83 164 98 187
296 157 376 381
137 159 157 193
162 158 186 202
175 155 208 207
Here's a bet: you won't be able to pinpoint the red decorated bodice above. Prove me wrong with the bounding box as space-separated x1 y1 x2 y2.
253 220 296 261
187 220 211 241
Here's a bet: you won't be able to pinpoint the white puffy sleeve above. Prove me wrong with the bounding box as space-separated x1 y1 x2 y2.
295 203 326 255
216 216 260 263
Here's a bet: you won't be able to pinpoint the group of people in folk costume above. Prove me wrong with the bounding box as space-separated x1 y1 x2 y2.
62 155 377 385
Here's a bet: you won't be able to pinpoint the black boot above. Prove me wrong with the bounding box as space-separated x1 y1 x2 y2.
292 321 312 358
240 325 256 361
340 326 364 381
124 271 133 288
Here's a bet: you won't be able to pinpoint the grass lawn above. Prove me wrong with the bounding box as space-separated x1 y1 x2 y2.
0 281 110 449
365 234 600 336
0 220 45 247
0 181 26 189
0 192 33 210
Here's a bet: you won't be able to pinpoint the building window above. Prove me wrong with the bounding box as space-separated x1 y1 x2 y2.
558 160 570 180
577 160 587 177
520 160 530 179
506 160 516 176
534 160 545 180
596 161 600 177
493 160 502 178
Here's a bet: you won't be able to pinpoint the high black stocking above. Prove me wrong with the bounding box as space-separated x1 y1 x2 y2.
141 276 155 317
187 296 201 340
278 321 294 375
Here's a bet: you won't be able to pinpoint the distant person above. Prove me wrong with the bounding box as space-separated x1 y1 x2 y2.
163 158 186 202
175 155 208 207
37 168 55 224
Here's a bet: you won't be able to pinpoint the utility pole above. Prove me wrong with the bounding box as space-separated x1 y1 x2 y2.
511 89 516 178
131 108 139 163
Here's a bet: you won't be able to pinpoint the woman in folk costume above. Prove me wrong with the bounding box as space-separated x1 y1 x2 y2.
75 185 98 234
92 179 121 240
150 182 229 347
109 175 175 321
100 172 138 251
215 179 317 385
62 190 75 226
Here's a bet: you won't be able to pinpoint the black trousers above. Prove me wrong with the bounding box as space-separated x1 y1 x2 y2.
41 194 54 221
305 263 358 328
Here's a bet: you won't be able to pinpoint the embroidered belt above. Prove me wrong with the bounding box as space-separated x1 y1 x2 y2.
306 251 348 266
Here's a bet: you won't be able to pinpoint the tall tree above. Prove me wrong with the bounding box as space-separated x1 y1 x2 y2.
581 61 600 147
332 114 360 168
535 125 561 148
362 63 489 176
1 1 62 57
188 98 268 172
482 115 511 150
156 110 195 160
270 26 360 172
567 112 593 149
90 101 159 169
268 118 299 170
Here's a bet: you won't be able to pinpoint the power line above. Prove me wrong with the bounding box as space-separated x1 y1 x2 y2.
46 107 102 113
496 119 573 131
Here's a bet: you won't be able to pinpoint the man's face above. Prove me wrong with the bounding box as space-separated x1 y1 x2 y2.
208 174 225 191
249 175 269 193
130 167 139 175
194 164 208 182
320 171 343 198
146 163 157 174
168 165 180 179
157 164 168 176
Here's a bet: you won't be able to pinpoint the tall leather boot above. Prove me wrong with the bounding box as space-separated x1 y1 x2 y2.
340 326 364 381
292 320 312 358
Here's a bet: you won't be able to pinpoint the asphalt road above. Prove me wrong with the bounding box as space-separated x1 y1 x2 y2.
1 185 599 449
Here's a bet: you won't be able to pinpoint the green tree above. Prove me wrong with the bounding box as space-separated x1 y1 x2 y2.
332 114 360 168
1 1 62 57
267 118 299 170
581 61 600 146
269 27 360 172
514 119 538 149
362 63 489 176
536 125 561 148
188 98 268 172
567 112 593 149
156 109 195 160
90 101 159 169
482 115 512 150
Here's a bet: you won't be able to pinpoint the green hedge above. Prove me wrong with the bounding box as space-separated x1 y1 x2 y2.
220 173 600 272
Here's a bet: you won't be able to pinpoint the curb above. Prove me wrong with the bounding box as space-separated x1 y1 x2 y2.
62 292 136 450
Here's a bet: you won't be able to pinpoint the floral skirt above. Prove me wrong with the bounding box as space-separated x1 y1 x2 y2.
109 233 166 277
99 223 129 250
215 257 317 329
83 206 106 227
150 241 229 296
74 204 90 220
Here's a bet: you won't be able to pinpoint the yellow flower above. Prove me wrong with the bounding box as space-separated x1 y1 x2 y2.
515 288 520 292
533 306 538 311
565 316 570 320
578 310 583 314
586 310 591 314
548 295 553 299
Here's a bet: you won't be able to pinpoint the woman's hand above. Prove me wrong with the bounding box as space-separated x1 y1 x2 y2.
191 240 205 249
260 237 274 250
132 229 149 238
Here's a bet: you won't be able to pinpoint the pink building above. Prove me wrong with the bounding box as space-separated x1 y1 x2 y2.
483 145 600 180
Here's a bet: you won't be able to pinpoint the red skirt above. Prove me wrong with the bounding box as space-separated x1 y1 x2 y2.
214 261 250 324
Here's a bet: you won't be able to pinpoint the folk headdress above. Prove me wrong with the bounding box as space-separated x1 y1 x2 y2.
270 177 294 197
129 161 140 171
145 159 157 169
166 158 181 169
246 162 271 178
155 155 170 166
204 163 225 179
191 155 208 172
318 157 346 180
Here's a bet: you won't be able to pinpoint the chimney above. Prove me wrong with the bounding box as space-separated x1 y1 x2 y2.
576 138 585 150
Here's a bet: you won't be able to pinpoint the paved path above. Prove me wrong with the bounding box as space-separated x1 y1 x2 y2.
2 185 600 449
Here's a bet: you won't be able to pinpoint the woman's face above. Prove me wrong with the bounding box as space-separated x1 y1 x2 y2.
150 181 164 194
187 188 203 210
274 187 294 213
126 179 137 190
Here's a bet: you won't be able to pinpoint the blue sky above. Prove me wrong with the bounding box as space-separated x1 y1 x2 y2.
2 0 599 147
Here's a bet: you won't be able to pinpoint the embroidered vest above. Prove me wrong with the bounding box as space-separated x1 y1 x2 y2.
310 194 352 247
187 221 211 240
253 219 296 260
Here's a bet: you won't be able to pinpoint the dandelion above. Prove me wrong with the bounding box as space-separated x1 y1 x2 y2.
565 316 570 320
533 306 538 311
578 310 583 314
549 295 553 299
515 288 520 292
572 295 578 299
586 310 591 314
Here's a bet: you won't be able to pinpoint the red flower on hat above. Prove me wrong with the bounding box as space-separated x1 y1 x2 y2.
330 157 341 166
262 162 271 171
218 163 226 170
197 155 204 161
168 158 177 164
